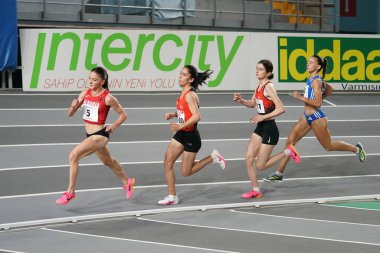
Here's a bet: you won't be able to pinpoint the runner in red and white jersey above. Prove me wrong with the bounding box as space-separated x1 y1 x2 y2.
56 66 135 205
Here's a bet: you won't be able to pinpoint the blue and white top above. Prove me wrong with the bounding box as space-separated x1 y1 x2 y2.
303 75 325 101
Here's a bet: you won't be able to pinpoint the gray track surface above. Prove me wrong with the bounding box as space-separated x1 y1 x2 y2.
0 92 379 253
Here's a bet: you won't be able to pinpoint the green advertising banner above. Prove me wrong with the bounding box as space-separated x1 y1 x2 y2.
20 29 380 91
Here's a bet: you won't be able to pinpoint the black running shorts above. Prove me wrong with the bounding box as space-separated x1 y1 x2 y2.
173 129 202 153
253 120 279 145
86 127 110 139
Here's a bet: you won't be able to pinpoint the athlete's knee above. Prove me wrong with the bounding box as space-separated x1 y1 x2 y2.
323 144 333 152
181 170 191 177
69 150 80 164
255 160 266 170
245 153 255 164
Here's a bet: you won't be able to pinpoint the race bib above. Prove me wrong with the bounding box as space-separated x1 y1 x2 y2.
177 110 185 124
256 99 265 114
304 85 309 98
83 105 99 122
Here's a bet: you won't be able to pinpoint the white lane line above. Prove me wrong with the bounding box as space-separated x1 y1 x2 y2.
323 99 337 106
41 228 239 253
324 205 380 212
138 217 380 247
229 210 380 227
1 174 379 200
1 104 380 110
0 249 26 253
1 135 379 148
1 118 380 128
1 153 380 172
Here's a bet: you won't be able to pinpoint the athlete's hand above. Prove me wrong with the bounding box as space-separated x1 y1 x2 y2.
233 92 243 103
169 122 180 132
165 113 175 120
71 99 80 109
290 91 301 99
250 115 264 124
105 125 115 133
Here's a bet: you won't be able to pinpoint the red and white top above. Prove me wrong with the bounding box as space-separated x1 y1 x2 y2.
176 89 197 131
82 89 110 125
254 81 275 115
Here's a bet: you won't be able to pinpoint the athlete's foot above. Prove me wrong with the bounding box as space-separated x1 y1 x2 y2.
355 142 367 162
56 192 75 205
158 195 179 205
286 145 301 164
241 190 263 199
211 149 226 169
263 172 283 182
123 178 135 199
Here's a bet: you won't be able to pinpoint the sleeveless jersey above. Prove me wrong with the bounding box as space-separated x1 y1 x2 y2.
82 89 110 125
304 75 325 101
176 89 197 131
255 81 275 115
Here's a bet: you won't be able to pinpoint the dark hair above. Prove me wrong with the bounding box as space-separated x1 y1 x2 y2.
258 59 274 80
312 55 327 79
184 65 213 91
91 66 109 90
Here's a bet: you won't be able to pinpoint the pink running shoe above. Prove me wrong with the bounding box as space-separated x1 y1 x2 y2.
211 149 226 169
241 190 263 199
56 192 75 205
123 178 135 199
286 144 301 164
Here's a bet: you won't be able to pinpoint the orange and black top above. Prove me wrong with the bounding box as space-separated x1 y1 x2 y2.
176 89 197 131
254 81 275 115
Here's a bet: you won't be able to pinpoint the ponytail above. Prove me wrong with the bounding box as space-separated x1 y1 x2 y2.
91 66 109 90
312 55 327 79
184 65 213 91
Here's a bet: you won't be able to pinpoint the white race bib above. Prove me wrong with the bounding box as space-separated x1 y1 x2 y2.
303 85 309 98
177 110 185 124
256 99 265 114
83 105 99 122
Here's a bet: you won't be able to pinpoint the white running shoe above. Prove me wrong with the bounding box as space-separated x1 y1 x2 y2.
211 149 226 170
158 195 179 205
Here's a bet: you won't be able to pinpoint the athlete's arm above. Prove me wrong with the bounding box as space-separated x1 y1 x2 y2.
322 81 334 98
105 94 127 133
67 90 86 117
233 91 256 108
292 79 323 108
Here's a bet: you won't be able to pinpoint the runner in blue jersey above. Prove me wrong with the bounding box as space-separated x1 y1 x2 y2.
264 55 367 182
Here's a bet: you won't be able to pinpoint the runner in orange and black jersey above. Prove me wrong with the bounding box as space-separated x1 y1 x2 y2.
234 59 300 199
158 65 226 205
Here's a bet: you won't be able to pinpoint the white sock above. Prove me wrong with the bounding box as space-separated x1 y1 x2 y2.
284 149 291 156
275 171 283 176
253 187 260 192
356 147 360 154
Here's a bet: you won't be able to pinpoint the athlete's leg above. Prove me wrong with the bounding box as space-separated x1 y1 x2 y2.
180 151 213 177
245 133 264 187
311 118 357 152
67 135 108 193
164 139 184 196
275 116 311 173
95 145 129 185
